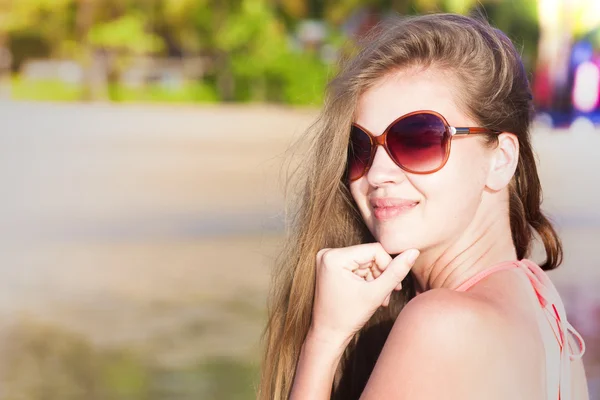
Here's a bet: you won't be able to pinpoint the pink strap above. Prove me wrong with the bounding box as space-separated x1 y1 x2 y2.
453 259 586 399
453 260 518 292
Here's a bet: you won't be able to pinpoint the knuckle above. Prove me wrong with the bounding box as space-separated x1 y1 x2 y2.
316 248 327 260
320 249 336 266
371 243 390 263
316 248 331 266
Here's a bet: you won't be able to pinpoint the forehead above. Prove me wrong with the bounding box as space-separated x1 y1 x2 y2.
355 68 475 134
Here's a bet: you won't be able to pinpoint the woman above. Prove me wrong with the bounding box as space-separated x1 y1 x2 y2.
259 13 588 399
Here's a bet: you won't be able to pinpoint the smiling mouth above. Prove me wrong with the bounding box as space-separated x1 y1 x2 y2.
373 202 418 220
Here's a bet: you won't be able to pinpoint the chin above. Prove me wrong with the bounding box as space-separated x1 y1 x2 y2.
375 232 414 255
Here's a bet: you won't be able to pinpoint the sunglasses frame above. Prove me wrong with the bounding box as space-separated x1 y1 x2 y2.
348 110 501 181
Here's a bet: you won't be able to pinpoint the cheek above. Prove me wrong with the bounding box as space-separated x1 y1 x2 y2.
425 145 488 222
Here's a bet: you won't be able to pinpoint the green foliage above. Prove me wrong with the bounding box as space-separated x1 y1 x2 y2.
0 0 72 33
88 13 164 54
475 0 540 72
7 31 52 71
108 80 219 103
215 0 330 104
11 76 83 101
218 0 293 101
10 76 219 104
273 51 330 105
1 0 542 105
444 0 475 14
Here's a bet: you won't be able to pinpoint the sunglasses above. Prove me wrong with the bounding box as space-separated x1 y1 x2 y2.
346 110 501 181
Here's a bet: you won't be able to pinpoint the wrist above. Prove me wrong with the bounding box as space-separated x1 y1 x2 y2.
305 326 353 355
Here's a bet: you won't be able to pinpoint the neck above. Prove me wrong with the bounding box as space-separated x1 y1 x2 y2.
410 207 518 294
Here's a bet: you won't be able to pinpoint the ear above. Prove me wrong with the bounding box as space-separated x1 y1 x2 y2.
485 132 519 191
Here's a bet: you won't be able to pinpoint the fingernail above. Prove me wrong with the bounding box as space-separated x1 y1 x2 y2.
406 249 420 265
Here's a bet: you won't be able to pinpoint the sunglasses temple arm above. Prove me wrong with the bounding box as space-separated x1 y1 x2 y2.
450 127 470 135
450 127 499 135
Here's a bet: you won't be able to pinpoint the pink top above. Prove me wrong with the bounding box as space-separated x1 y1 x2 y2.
452 258 586 399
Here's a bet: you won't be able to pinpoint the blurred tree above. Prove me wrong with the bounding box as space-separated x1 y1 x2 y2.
0 0 73 48
77 0 165 100
88 10 164 100
156 0 324 103
323 0 476 26
0 0 541 105
472 0 540 73
156 0 245 100
217 0 289 101
0 0 73 70
278 0 307 19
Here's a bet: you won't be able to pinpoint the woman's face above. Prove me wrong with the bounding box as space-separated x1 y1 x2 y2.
349 67 494 255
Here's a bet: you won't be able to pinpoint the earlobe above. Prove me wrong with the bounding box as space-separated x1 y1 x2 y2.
485 133 519 191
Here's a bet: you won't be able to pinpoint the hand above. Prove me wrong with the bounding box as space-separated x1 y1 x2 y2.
310 244 420 345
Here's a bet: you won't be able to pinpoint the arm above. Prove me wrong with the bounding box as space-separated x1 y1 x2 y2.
288 328 350 400
289 245 419 399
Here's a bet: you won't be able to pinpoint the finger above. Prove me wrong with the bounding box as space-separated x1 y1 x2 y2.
394 282 402 291
373 249 419 294
366 269 374 282
320 243 393 273
359 261 382 280
370 253 390 276
383 292 391 307
371 261 382 279
353 268 369 278
352 259 374 273
357 245 392 274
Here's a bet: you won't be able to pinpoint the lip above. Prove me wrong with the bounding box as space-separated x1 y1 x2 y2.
370 197 419 220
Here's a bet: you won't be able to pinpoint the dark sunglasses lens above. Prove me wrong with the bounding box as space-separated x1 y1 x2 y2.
386 113 447 172
347 126 372 180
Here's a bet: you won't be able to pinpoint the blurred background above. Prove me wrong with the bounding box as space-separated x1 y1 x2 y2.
0 0 599 398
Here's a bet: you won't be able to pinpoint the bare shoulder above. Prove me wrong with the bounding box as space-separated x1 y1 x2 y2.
359 289 544 400
388 288 517 356
393 287 518 337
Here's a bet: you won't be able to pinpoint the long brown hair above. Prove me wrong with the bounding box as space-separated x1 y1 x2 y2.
258 13 562 399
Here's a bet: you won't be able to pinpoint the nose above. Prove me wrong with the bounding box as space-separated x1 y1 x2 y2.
365 145 406 186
